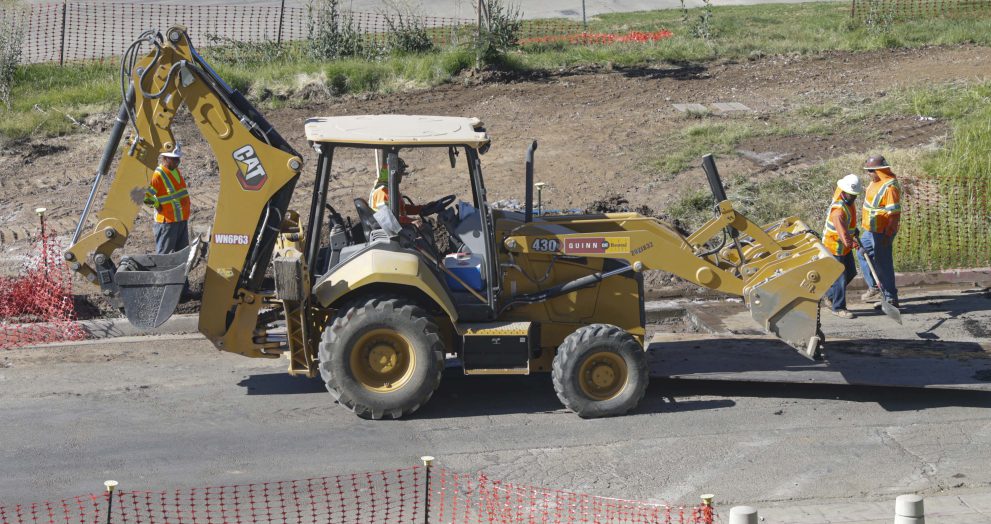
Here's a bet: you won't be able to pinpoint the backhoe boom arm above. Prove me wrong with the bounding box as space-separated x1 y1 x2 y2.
65 27 304 357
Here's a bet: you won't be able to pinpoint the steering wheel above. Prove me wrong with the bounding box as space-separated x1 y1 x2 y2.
353 198 380 238
419 194 456 217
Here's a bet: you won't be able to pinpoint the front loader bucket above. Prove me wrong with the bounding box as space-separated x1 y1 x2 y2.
115 244 196 329
739 220 843 360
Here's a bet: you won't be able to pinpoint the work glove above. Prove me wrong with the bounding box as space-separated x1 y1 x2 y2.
143 194 159 207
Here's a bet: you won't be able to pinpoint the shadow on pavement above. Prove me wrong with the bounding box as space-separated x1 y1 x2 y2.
237 373 327 395
411 371 735 419
658 378 991 412
652 337 991 389
237 368 735 417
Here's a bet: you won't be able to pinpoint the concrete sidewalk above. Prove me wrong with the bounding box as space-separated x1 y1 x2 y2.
755 491 991 523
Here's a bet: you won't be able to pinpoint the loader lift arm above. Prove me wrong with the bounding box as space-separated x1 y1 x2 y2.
503 157 842 358
65 27 304 357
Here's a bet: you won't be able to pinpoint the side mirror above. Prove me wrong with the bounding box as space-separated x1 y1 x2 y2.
449 146 458 168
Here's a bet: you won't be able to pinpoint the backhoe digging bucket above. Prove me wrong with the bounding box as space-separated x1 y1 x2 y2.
114 242 198 329
738 219 843 360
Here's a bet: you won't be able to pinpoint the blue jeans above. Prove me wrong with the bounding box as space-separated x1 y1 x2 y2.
856 231 898 302
153 221 189 255
825 251 857 311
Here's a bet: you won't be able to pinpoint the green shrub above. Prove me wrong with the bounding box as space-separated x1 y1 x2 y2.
307 0 373 60
382 4 434 55
476 0 523 64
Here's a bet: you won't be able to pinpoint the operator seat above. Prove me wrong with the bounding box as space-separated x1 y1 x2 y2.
353 198 380 239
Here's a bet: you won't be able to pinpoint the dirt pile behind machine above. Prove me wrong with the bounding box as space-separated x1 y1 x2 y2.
66 27 842 419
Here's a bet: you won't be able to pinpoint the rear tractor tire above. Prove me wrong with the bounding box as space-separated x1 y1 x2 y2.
319 297 444 420
552 324 649 418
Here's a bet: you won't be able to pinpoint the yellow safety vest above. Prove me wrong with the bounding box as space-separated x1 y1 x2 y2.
862 176 901 233
822 197 856 256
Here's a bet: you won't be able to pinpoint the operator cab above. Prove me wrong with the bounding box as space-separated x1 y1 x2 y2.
302 115 498 321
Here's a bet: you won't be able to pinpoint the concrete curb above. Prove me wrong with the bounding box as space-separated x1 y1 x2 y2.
848 267 991 291
647 267 991 299
756 491 991 523
77 313 200 339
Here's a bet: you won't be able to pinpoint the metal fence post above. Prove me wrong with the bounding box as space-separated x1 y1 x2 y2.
276 0 286 44
582 0 587 30
421 456 434 524
103 481 118 524
58 0 67 66
35 208 48 274
700 494 715 524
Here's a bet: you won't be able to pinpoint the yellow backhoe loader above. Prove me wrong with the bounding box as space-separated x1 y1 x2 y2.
66 28 842 419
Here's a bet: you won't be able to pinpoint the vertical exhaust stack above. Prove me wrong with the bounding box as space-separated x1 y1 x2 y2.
524 141 537 223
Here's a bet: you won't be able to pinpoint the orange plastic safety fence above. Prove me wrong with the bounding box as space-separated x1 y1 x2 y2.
0 467 716 524
0 218 84 350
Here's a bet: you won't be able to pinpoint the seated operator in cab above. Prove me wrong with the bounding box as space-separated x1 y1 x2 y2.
369 150 422 225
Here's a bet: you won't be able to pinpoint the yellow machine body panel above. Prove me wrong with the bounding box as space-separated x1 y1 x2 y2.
312 245 459 323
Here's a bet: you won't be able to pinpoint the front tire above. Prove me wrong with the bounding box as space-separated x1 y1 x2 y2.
552 324 648 418
319 297 444 420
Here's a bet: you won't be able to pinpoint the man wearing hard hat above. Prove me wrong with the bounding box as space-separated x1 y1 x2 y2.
368 149 422 225
822 174 864 319
143 145 191 254
857 155 901 308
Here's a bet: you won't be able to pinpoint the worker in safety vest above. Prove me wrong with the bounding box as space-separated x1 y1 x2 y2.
857 155 901 308
369 150 421 225
143 145 191 254
821 174 863 319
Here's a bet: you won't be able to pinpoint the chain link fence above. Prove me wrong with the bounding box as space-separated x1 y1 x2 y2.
0 1 584 65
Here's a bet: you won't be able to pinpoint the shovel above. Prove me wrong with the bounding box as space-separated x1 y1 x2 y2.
856 243 902 324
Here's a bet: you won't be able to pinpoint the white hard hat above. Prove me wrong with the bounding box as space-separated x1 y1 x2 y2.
837 173 863 195
160 144 183 159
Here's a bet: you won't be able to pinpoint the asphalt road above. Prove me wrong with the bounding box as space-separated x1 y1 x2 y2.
2 316 990 508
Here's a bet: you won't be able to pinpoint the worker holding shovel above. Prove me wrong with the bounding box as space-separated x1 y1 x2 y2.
822 174 864 319
858 155 901 309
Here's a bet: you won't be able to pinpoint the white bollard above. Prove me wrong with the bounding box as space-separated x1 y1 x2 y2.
895 494 925 524
728 505 759 524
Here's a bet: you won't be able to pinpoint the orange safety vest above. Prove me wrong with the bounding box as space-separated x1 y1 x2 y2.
822 191 857 256
861 172 901 234
149 166 191 223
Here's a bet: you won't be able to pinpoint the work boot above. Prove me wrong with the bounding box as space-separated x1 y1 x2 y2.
861 288 881 303
831 309 855 319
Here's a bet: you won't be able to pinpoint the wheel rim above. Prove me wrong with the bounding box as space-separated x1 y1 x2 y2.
577 351 628 401
350 328 416 392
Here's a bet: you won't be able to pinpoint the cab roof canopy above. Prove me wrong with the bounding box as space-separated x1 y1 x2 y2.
304 115 490 149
